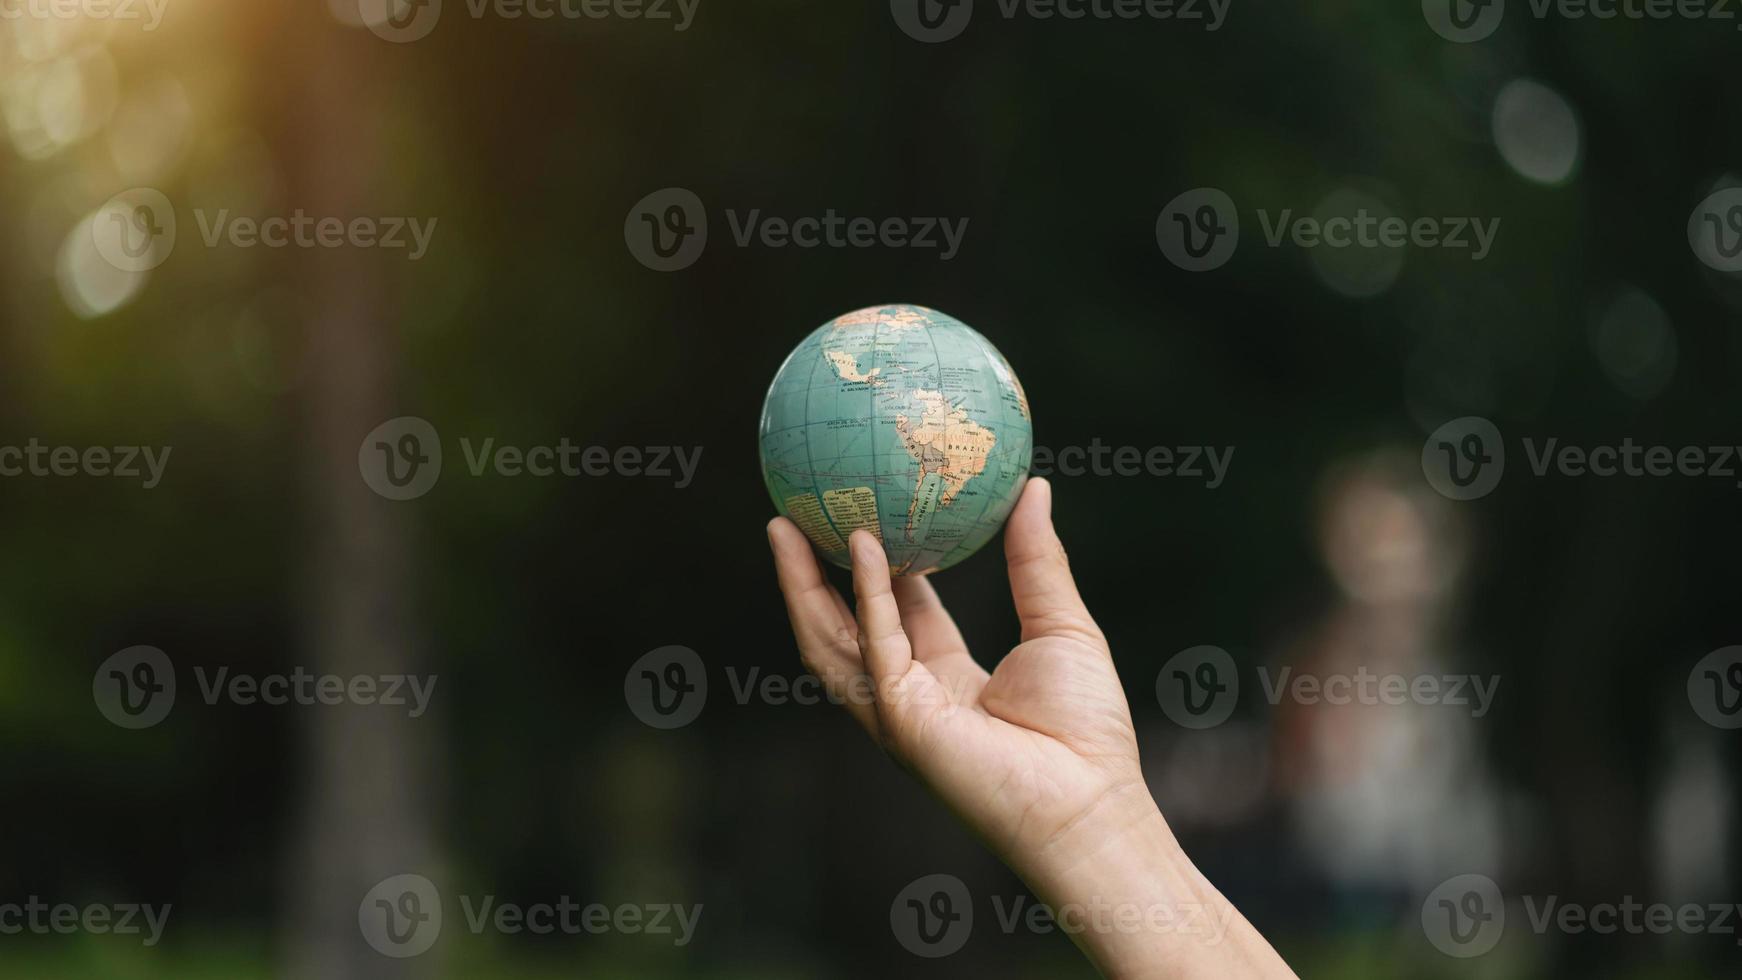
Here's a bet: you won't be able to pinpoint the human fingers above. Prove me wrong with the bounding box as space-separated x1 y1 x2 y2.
848 530 914 686
768 518 877 734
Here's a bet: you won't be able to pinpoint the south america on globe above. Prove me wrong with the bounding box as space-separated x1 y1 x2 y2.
759 304 1033 575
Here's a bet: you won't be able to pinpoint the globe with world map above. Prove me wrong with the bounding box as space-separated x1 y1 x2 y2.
759 304 1033 575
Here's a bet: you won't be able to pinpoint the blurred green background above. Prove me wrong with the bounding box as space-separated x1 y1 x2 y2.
1 0 1739 977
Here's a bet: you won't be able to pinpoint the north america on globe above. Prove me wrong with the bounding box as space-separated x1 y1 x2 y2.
759 304 1033 575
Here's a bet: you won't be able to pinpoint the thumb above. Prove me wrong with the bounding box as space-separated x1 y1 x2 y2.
1003 478 1103 646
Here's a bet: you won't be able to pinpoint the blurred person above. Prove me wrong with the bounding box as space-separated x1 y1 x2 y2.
1270 452 1501 902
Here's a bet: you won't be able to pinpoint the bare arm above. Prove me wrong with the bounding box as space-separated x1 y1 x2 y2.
768 477 1295 979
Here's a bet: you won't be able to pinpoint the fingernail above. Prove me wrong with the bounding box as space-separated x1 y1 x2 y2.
1030 476 1052 513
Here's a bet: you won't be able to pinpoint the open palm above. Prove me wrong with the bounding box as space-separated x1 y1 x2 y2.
768 478 1147 868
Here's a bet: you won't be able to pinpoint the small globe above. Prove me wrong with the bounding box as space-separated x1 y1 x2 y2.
759 304 1033 575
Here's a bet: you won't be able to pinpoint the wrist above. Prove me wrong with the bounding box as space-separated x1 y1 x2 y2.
1016 783 1293 980
1024 780 1175 889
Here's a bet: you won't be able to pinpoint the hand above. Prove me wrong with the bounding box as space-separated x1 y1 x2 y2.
768 477 1295 979
768 477 1143 869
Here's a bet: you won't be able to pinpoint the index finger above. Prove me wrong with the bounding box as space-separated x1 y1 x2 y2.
768 518 880 734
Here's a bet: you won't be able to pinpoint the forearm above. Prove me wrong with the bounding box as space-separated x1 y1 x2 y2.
1018 787 1296 980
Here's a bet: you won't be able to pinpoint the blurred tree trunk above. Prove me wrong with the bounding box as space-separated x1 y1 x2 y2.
275 10 436 979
